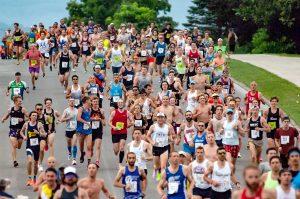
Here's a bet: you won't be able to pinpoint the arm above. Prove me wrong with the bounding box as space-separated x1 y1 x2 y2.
230 164 240 189
261 117 271 133
156 170 167 199
184 165 194 198
109 111 117 130
1 108 11 123
143 142 153 161
100 179 115 199
113 168 125 188
146 125 155 145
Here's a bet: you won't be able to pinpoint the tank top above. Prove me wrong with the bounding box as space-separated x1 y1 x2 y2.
166 165 185 198
249 116 263 140
276 186 296 199
26 121 40 148
267 108 280 133
70 35 79 49
133 115 146 131
71 85 82 107
212 161 231 192
65 107 78 131
122 66 134 87
188 49 199 63
186 90 198 112
87 83 99 97
111 109 128 135
211 117 225 141
40 183 60 199
241 186 263 199
49 33 57 48
9 106 25 129
264 171 279 189
44 109 55 133
111 48 122 67
109 82 122 102
90 108 103 131
246 91 260 112
76 107 92 134
202 66 213 83
142 98 151 119
94 49 106 68
156 42 166 56
137 74 151 90
183 122 197 144
175 55 186 75
61 187 78 199
192 159 211 189
81 37 90 52
122 166 142 198
222 120 239 145
59 36 68 49
59 51 70 71
194 132 207 149
221 77 232 94
152 123 169 147
14 29 22 42
129 141 147 169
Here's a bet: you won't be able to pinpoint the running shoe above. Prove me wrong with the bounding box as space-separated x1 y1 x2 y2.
13 161 18 168
80 151 85 163
50 65 52 71
68 153 71 160
33 86 36 90
72 68 76 72
72 159 77 166
26 179 33 186
95 160 100 168
238 152 242 158
38 164 44 172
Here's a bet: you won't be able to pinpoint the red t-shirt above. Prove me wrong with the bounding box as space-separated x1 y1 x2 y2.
111 109 128 135
275 127 299 155
25 49 42 67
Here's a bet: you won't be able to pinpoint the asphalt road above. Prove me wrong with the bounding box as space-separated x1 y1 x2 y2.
0 59 267 198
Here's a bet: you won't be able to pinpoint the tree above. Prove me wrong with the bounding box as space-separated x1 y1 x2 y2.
105 2 156 30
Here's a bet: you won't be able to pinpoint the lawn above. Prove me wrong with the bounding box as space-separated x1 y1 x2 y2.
229 59 300 125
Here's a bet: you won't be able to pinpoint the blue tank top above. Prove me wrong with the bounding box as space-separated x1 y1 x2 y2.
87 83 99 97
122 166 142 198
76 107 92 135
110 82 122 97
194 132 207 149
156 42 166 57
166 165 186 199
94 49 106 69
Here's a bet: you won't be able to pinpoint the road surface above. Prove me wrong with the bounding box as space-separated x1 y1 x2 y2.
0 59 267 198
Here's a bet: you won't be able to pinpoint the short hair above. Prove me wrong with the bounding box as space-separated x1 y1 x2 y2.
15 72 21 76
82 96 90 104
44 98 52 104
45 167 57 175
29 111 38 118
288 147 300 159
127 152 136 158
35 103 43 108
270 96 279 102
13 95 21 103
243 164 260 177
269 156 280 163
266 147 277 154
196 146 204 151
72 75 79 79
217 147 226 153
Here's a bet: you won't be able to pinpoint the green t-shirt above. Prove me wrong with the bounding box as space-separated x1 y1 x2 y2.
9 80 27 100
214 45 227 54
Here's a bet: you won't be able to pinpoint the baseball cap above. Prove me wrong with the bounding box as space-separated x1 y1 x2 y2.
64 166 77 177
226 108 234 114
212 93 219 98
156 112 165 117
94 65 101 69
178 151 186 157
189 80 195 85
282 116 290 121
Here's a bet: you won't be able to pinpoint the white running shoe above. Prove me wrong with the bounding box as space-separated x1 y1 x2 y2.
72 68 76 72
72 159 77 166
38 164 44 172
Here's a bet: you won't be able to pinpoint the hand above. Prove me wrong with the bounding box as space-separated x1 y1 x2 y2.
125 184 131 191
211 180 220 187
113 126 118 131
18 118 24 122
6 91 9 96
1 119 4 123
150 140 155 146
255 127 260 131
278 147 282 152
161 193 167 199
23 136 27 141
236 182 241 189
187 192 192 199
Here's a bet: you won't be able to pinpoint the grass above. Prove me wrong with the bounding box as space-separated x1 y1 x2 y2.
229 59 300 125
274 53 300 58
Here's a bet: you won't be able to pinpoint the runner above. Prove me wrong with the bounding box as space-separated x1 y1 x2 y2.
157 151 193 199
33 156 56 192
107 41 125 74
6 72 29 106
90 96 105 167
13 23 24 65
189 146 212 199
36 32 50 77
23 43 42 89
287 147 300 179
89 42 107 71
133 65 152 91
147 112 175 181
114 152 147 198
68 28 80 70
119 57 135 91
59 98 78 165
244 81 265 115
53 166 88 198
131 105 148 136
155 95 175 124
261 156 281 190
1 95 28 167
78 163 115 199
20 111 46 186
259 147 278 174
37 168 60 199
207 105 225 147
204 133 218 162
204 147 240 199
106 73 127 110
93 65 106 108
193 94 212 126
66 75 85 108
80 31 91 72
48 27 59 70
154 34 167 75
109 99 133 167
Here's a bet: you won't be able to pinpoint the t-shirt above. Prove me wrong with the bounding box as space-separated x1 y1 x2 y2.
259 161 271 174
275 127 299 155
25 50 42 67
36 38 49 54
8 80 27 100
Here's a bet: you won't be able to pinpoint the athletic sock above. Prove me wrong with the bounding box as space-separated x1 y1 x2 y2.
72 146 77 159
67 146 72 154
119 151 125 164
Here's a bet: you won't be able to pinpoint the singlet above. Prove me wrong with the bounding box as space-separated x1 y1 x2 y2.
70 35 79 49
28 32 36 44
211 117 225 141
175 55 186 75
122 166 142 198
246 91 260 113
109 82 122 102
221 77 232 95
211 161 231 192
13 29 22 42
36 38 49 54
87 83 99 97
264 171 279 189
137 74 151 91
267 108 280 133
194 132 207 149
49 33 57 48
156 42 167 57
58 36 68 49
133 115 146 132
168 80 180 103
9 106 25 129
40 183 60 199
9 80 27 100
166 165 186 198
61 187 78 199
188 49 200 63
59 51 70 72
202 66 213 83
94 73 105 90
122 66 134 87
94 49 106 68
76 107 92 135
241 186 263 199
81 37 90 52
276 186 296 199
111 48 122 67
192 159 211 189
205 52 214 63
249 116 263 140
64 107 78 132
142 98 152 119
183 122 197 145
186 90 198 112
222 119 239 145
152 123 169 147
26 121 40 148
70 85 82 107
44 109 55 133
129 141 147 169
111 109 128 135
90 108 103 132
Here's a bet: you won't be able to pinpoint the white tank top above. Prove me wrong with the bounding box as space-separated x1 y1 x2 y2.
152 123 169 147
111 48 122 67
129 140 147 169
192 159 211 189
71 85 82 106
142 98 151 119
183 122 197 144
211 117 225 141
186 90 198 112
211 161 231 192
276 186 296 199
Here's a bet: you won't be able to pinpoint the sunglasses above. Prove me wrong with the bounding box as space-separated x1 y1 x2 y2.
218 152 226 155
72 79 78 80
198 125 205 127
36 108 42 111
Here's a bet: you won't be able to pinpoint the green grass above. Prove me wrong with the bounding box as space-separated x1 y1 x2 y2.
229 59 300 125
274 53 300 57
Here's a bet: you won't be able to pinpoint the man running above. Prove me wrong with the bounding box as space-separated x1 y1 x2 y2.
106 73 127 110
1 95 28 167
66 75 84 108
6 72 29 106
261 156 281 190
204 133 218 162
37 168 60 198
33 156 56 192
78 163 115 199
36 32 50 77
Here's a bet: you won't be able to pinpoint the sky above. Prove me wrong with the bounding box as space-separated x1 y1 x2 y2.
0 0 192 29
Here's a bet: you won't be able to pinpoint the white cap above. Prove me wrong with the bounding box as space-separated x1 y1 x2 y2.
156 112 165 117
64 166 77 175
178 151 186 156
94 65 101 69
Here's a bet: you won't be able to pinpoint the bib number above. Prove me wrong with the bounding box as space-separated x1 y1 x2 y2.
69 121 77 129
281 136 289 144
83 123 90 130
126 75 133 81
168 181 179 194
62 62 68 68
31 60 37 66
74 99 80 106
83 46 88 51
11 117 19 125
251 130 259 139
90 87 98 94
30 138 39 146
71 43 76 48
116 122 124 130
134 120 142 127
141 50 147 56
92 121 100 129
225 130 233 139
13 88 21 96
113 96 120 102
158 48 164 54
268 121 276 130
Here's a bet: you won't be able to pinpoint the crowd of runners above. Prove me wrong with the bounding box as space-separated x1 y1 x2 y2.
0 19 299 199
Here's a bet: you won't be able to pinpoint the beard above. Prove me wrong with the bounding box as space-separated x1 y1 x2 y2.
186 117 193 122
246 181 259 191
66 180 77 186
128 162 135 167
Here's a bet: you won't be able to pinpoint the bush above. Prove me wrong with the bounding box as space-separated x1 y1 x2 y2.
251 28 295 53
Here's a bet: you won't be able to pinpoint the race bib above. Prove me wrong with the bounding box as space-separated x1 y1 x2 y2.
69 121 77 129
62 62 68 68
141 50 147 57
83 46 88 51
116 122 124 130
134 120 142 127
74 99 80 106
225 130 233 139
195 142 204 149
126 75 133 81
29 38 35 43
11 117 19 125
90 87 98 94
83 123 90 130
44 52 49 58
113 96 120 102
158 48 164 54
92 121 100 129
31 60 37 66
71 43 77 47
13 88 21 96
30 138 39 146
110 35 115 40
281 136 289 144
99 94 104 99
168 181 179 194
268 121 276 130
251 130 259 139
185 133 194 142
127 181 137 193
113 56 121 63
96 58 103 64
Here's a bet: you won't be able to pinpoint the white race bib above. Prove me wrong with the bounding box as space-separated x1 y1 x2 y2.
69 121 77 129
83 123 90 130
83 46 88 51
62 62 68 68
158 48 164 54
281 136 290 144
13 88 21 95
92 121 100 129
30 138 39 146
71 43 76 47
168 181 179 194
99 94 104 99
251 130 259 139
225 130 233 139
113 96 120 102
141 50 147 56
195 142 204 149
74 99 80 106
128 181 137 193
126 75 133 81
11 117 19 125
90 87 98 94
134 120 142 127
